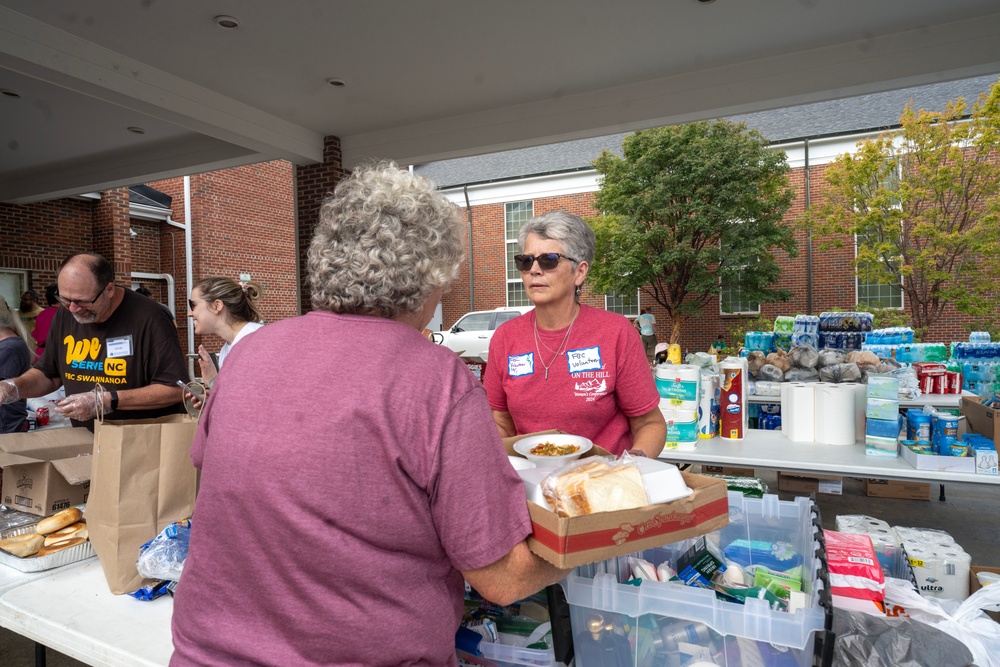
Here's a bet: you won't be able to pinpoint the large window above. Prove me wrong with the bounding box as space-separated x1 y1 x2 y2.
856 232 903 309
605 290 639 317
719 238 759 314
505 201 533 307
0 268 30 310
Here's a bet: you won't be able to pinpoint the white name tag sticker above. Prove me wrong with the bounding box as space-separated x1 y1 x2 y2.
508 353 534 377
106 335 133 358
566 346 602 374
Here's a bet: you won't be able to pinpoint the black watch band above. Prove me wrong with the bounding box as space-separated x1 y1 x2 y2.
109 391 119 413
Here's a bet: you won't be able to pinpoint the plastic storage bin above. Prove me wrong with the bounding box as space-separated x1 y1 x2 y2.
472 640 557 667
564 493 833 667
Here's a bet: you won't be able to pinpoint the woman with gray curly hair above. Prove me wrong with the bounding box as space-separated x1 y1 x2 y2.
484 211 665 458
172 163 569 667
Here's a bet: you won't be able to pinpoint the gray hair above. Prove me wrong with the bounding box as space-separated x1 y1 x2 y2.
517 211 595 266
307 163 464 318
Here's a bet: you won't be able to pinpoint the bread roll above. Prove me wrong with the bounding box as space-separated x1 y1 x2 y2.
37 536 86 558
43 523 88 547
0 532 45 558
36 508 83 535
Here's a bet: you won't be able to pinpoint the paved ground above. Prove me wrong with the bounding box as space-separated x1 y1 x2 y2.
1 470 995 666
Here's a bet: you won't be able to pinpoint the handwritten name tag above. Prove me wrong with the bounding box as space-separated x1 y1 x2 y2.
566 346 602 374
508 353 534 377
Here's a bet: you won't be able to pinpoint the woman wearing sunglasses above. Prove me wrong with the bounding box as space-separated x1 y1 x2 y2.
484 211 666 458
171 164 569 666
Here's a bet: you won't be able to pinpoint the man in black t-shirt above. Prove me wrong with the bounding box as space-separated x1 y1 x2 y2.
0 253 187 429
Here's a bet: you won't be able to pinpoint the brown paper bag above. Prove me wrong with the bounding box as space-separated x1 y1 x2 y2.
88 414 199 594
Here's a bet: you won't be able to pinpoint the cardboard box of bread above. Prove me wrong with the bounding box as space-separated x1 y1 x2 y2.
504 432 729 568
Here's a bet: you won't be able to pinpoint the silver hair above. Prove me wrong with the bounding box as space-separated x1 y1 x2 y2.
307 163 464 318
516 211 595 266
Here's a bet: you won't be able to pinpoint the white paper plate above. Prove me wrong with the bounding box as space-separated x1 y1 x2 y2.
508 455 537 471
513 434 593 467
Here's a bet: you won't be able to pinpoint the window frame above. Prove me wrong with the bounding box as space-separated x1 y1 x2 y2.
504 201 534 308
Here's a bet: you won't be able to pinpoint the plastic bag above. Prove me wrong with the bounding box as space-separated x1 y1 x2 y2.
757 363 784 382
847 350 880 367
819 362 862 383
879 576 1000 667
817 348 847 368
784 367 819 382
136 519 191 582
765 351 791 372
788 345 819 369
833 606 975 667
746 351 766 377
540 457 647 518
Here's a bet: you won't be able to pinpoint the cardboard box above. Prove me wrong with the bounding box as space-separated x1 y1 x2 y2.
776 472 843 495
900 442 977 473
701 465 755 477
862 478 931 501
962 397 1000 443
503 431 730 568
0 428 92 516
970 566 1000 623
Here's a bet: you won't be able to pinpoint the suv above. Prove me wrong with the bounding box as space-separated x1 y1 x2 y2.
430 306 533 360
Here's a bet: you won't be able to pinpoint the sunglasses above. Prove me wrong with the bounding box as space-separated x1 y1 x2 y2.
513 253 578 272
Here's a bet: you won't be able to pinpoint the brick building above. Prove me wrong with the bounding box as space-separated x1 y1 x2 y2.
0 160 299 369
415 75 1000 352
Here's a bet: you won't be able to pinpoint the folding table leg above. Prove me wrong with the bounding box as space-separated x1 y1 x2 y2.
34 642 46 667
939 483 946 501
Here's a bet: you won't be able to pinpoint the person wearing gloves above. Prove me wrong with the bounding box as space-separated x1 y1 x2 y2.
187 276 264 386
171 163 570 666
484 211 666 458
0 252 187 429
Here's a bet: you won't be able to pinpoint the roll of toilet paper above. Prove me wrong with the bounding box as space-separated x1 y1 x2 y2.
907 544 971 600
655 364 701 410
787 383 816 443
815 383 857 445
851 382 867 443
780 382 791 435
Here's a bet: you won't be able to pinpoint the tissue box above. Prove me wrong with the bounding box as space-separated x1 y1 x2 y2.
866 398 900 421
865 416 902 439
866 375 900 399
865 435 899 457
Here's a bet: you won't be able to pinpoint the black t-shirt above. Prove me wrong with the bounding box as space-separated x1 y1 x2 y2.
0 336 31 433
35 288 187 427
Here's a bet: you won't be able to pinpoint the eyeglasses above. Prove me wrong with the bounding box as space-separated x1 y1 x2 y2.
56 286 106 307
513 253 578 272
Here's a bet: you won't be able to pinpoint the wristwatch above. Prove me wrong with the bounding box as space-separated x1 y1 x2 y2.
109 391 119 413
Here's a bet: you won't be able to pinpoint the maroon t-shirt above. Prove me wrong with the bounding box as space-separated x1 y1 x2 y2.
484 305 660 455
171 312 531 666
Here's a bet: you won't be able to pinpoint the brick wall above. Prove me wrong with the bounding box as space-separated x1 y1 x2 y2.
295 136 347 313
0 197 94 294
443 159 999 351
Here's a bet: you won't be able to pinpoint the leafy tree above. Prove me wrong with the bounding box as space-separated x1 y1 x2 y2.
805 79 1000 333
588 121 797 344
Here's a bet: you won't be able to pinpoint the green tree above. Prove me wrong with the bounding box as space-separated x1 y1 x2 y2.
805 79 1000 333
588 121 797 344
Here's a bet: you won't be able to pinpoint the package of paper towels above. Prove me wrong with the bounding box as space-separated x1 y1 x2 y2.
719 357 748 440
814 382 857 445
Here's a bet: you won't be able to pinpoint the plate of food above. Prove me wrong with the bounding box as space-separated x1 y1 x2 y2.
512 434 593 467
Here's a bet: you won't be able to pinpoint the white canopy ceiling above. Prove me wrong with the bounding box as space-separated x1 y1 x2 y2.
2 0 1000 203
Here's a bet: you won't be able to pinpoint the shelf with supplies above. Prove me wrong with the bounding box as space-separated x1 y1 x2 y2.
747 389 976 410
656 429 1000 486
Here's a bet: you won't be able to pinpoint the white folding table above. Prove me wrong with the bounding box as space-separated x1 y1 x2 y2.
0 560 173 666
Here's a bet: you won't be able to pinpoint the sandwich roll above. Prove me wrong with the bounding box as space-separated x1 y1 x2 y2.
37 536 87 558
0 533 45 558
36 508 83 535
43 523 88 547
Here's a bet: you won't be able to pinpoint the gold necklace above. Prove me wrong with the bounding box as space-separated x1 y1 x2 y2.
533 307 579 380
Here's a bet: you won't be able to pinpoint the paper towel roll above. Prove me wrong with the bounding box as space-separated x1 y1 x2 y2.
780 382 791 435
815 383 857 445
787 383 816 443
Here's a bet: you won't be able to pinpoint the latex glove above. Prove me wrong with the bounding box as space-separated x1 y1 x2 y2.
197 344 218 387
0 380 19 405
55 389 101 421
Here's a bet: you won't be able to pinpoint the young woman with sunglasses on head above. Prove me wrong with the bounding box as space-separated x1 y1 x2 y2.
186 277 264 387
483 211 666 458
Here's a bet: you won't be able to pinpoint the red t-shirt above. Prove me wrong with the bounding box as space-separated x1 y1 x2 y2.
484 305 659 455
171 311 531 667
